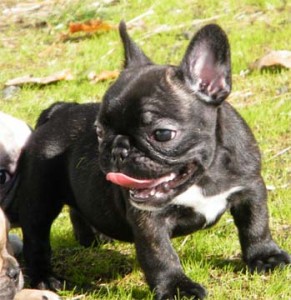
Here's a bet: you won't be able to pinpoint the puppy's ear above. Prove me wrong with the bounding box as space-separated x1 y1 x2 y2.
180 24 231 104
119 21 152 68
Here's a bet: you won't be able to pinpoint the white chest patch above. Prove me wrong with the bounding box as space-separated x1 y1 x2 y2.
172 185 243 225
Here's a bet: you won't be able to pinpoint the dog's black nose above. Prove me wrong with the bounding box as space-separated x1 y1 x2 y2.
112 135 130 165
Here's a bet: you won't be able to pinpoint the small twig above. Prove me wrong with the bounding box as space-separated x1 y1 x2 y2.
99 47 116 62
139 15 223 41
139 23 189 41
127 7 155 25
273 92 291 100
191 15 223 26
268 146 291 161
178 235 190 251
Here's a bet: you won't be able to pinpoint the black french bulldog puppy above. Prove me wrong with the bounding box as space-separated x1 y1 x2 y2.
7 22 290 299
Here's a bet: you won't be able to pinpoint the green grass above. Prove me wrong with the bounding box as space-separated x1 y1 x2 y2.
1 0 290 299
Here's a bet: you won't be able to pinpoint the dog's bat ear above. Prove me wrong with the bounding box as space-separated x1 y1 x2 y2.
119 21 153 68
180 24 231 104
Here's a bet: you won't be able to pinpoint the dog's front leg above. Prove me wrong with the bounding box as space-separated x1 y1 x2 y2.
21 221 62 290
128 209 206 300
18 187 63 290
230 177 290 272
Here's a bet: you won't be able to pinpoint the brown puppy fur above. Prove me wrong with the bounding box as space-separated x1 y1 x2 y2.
0 207 60 300
0 207 23 300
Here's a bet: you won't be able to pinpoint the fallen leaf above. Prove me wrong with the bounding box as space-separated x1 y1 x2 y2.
69 20 115 34
250 50 291 71
88 70 119 83
5 69 74 86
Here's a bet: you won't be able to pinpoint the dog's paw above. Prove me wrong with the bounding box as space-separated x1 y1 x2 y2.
154 275 207 300
31 276 63 291
247 250 290 273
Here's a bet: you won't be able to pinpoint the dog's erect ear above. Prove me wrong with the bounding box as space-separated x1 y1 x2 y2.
119 21 152 68
180 24 231 104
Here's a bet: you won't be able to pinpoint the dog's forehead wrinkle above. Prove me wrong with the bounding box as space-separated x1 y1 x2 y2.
140 105 183 126
103 77 191 129
121 66 178 101
141 111 154 125
103 66 197 127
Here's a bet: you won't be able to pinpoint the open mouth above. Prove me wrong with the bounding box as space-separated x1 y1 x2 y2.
106 162 197 205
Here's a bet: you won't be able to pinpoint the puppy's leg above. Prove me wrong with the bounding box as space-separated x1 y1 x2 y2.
17 161 64 290
69 208 96 247
20 202 63 290
230 177 290 272
21 205 63 290
69 208 112 247
129 210 206 300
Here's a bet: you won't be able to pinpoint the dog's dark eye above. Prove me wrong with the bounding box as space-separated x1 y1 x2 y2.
0 169 11 185
153 129 176 142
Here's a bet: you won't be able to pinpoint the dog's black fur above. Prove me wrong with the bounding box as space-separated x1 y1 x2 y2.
6 22 290 299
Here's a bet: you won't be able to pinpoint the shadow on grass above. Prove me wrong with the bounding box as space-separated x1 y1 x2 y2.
207 256 246 273
50 246 134 293
95 286 150 300
179 249 246 274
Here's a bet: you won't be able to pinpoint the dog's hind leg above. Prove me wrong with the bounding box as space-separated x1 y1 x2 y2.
69 208 112 247
69 208 96 247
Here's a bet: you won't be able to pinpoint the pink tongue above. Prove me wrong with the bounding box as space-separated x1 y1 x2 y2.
106 172 160 189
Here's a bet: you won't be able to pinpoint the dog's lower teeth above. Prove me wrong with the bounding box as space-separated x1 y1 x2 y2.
162 183 170 192
128 162 197 203
130 189 156 199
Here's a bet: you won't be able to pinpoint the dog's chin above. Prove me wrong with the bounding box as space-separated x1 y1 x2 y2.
128 162 197 211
